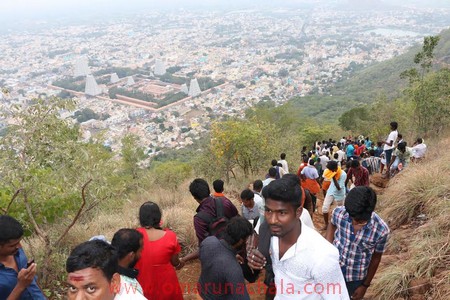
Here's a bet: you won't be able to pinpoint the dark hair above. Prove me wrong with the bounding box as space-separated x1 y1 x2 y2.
262 177 302 209
377 141 383 147
351 159 360 168
139 201 162 229
308 158 314 166
240 189 254 201
327 160 338 171
268 167 277 177
253 179 263 191
282 173 300 185
369 149 375 156
302 146 307 151
111 229 143 260
271 159 278 167
302 156 308 163
390 121 398 130
189 178 210 200
66 240 118 281
0 215 24 244
333 153 339 159
416 137 423 144
280 153 286 159
397 142 406 151
345 186 377 221
223 216 253 246
398 133 403 139
213 179 224 193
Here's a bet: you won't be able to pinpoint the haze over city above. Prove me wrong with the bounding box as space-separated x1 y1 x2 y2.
1 0 450 153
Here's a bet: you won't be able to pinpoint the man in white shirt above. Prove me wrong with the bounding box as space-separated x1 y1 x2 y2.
382 121 398 170
278 153 289 174
412 137 427 160
263 168 277 187
248 178 348 299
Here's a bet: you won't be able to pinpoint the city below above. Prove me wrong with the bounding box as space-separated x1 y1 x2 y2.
1 5 449 154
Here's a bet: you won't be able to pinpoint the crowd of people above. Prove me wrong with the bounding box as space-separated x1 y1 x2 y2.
0 121 427 300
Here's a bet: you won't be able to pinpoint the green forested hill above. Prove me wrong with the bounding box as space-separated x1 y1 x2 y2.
289 27 450 122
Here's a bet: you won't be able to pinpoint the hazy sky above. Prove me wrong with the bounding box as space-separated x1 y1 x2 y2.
1 0 449 22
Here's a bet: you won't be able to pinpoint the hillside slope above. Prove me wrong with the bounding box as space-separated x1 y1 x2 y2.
370 138 450 299
290 27 450 122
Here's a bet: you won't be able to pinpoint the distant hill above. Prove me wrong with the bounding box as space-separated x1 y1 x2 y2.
289 27 450 122
332 27 450 102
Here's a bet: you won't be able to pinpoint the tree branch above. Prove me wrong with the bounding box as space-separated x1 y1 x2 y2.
23 190 50 245
54 179 92 247
3 188 24 214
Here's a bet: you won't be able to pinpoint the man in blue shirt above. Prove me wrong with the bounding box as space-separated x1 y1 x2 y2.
0 215 46 300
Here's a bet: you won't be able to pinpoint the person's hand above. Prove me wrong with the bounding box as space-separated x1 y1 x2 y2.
236 254 245 264
351 285 367 300
17 263 37 289
247 249 266 270
175 259 185 270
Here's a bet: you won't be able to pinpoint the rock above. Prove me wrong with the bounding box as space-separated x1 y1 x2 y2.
409 278 432 295
371 173 390 188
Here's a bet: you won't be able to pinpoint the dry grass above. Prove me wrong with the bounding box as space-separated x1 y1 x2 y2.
372 137 450 299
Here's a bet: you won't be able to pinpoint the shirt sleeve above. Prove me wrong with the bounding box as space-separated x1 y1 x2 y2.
194 215 209 245
375 232 389 253
330 207 341 226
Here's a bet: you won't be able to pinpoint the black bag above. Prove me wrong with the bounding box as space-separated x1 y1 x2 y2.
195 197 228 238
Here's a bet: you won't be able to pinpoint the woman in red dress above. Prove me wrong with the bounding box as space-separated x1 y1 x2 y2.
135 201 184 300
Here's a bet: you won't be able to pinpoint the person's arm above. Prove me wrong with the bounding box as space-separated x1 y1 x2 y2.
170 254 185 270
344 169 352 187
326 223 337 244
180 249 199 263
7 264 37 300
332 176 341 191
351 252 383 300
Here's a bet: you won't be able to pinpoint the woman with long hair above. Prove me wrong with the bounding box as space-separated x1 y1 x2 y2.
135 201 184 300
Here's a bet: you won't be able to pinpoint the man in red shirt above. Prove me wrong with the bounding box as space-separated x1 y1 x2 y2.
345 160 370 188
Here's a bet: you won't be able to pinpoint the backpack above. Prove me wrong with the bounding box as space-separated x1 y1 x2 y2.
195 197 228 238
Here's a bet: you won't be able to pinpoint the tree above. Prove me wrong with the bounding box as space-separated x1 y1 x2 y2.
0 97 124 286
151 161 192 190
121 134 147 180
400 36 443 135
210 120 277 181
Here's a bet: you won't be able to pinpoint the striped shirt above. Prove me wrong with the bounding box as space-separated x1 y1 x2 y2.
331 206 390 282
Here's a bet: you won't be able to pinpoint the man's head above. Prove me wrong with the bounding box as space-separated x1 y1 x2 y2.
398 133 403 140
268 167 277 178
390 121 398 130
280 153 286 160
189 178 211 202
397 142 407 152
240 189 255 209
262 178 302 238
212 179 224 193
350 159 360 169
111 228 143 268
345 186 377 223
326 160 338 172
139 201 162 229
0 215 24 257
308 158 315 166
302 146 307 152
253 179 263 192
416 137 423 144
223 216 253 251
271 159 278 167
66 240 120 300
